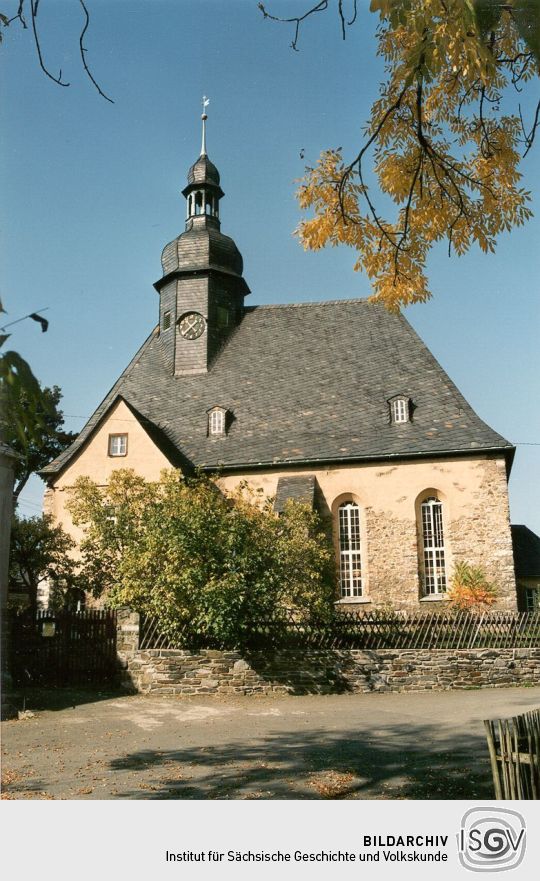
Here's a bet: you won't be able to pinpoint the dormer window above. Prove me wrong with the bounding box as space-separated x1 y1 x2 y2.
389 396 410 424
208 406 228 437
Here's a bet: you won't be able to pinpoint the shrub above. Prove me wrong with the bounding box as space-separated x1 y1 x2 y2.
448 561 499 612
67 469 336 645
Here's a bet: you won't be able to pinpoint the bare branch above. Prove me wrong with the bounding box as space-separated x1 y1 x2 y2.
258 1 329 51
521 97 540 157
338 0 345 40
6 0 27 27
78 0 114 103
259 0 359 50
30 0 69 87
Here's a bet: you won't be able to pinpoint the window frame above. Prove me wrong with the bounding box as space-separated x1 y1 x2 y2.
420 496 447 596
108 433 128 458
208 408 226 437
338 501 363 599
390 396 410 424
524 587 539 612
162 310 171 330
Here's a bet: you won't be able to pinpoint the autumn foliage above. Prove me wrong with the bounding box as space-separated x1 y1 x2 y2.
448 560 500 611
294 0 537 309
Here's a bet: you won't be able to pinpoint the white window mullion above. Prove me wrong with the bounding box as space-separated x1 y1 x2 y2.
338 502 362 599
421 497 447 596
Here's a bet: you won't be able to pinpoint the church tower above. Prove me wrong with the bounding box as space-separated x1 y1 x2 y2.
154 99 250 375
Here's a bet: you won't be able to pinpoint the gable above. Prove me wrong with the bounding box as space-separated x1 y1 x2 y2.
51 398 173 489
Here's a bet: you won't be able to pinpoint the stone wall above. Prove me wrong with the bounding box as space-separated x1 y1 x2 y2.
219 454 518 611
119 645 540 696
448 457 516 611
48 452 518 613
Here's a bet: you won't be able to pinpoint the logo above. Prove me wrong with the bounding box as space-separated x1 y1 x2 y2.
458 807 526 872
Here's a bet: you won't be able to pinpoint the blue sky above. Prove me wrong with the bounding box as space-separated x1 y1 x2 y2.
2 0 539 532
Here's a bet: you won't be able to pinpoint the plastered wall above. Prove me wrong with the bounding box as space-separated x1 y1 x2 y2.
45 409 517 609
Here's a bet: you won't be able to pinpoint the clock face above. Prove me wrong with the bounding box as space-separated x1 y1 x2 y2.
179 312 205 340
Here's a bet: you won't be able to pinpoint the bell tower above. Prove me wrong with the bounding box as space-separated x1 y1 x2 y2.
154 98 250 376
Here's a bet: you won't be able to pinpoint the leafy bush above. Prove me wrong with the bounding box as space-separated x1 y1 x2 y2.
448 561 499 611
67 469 336 645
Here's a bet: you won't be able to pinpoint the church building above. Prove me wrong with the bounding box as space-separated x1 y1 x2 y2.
41 110 518 611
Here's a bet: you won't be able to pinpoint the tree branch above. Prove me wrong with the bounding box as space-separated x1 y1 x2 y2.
258 0 329 51
259 0 357 50
30 0 69 87
521 97 540 157
78 0 114 103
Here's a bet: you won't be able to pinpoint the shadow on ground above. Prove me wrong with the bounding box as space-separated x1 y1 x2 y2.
107 723 493 800
7 686 126 713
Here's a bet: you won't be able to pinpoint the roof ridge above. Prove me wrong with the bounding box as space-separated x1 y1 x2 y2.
245 297 374 311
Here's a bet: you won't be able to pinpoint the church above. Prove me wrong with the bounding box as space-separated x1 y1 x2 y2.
41 110 519 611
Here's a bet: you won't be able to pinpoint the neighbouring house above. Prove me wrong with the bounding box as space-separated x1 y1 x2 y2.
512 525 540 611
40 112 519 611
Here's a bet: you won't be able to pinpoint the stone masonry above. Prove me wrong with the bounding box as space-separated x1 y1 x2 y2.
119 647 540 696
116 612 540 696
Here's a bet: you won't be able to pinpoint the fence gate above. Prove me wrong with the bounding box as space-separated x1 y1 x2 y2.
10 609 118 687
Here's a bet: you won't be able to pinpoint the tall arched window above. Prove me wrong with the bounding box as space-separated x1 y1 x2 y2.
338 502 362 598
421 496 447 595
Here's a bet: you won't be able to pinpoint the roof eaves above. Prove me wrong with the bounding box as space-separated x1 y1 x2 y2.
199 444 516 474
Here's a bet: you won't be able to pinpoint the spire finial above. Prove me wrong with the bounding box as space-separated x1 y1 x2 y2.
201 95 210 156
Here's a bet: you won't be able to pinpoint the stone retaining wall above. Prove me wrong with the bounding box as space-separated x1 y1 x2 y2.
116 609 540 695
118 645 540 695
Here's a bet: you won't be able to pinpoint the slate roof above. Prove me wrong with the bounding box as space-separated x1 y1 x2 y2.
160 218 245 281
511 525 540 578
41 298 514 478
274 475 317 514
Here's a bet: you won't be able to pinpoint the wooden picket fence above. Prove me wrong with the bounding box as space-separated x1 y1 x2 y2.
10 608 118 686
139 609 540 651
484 709 540 799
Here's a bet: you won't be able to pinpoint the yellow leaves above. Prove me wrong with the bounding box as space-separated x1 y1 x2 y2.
471 226 495 254
292 0 536 310
377 153 415 200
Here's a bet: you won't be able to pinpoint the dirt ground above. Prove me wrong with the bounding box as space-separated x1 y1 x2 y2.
2 685 540 800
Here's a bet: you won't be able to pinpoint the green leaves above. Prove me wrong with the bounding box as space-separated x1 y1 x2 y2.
68 469 336 646
9 514 78 608
7 384 77 502
0 350 52 446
